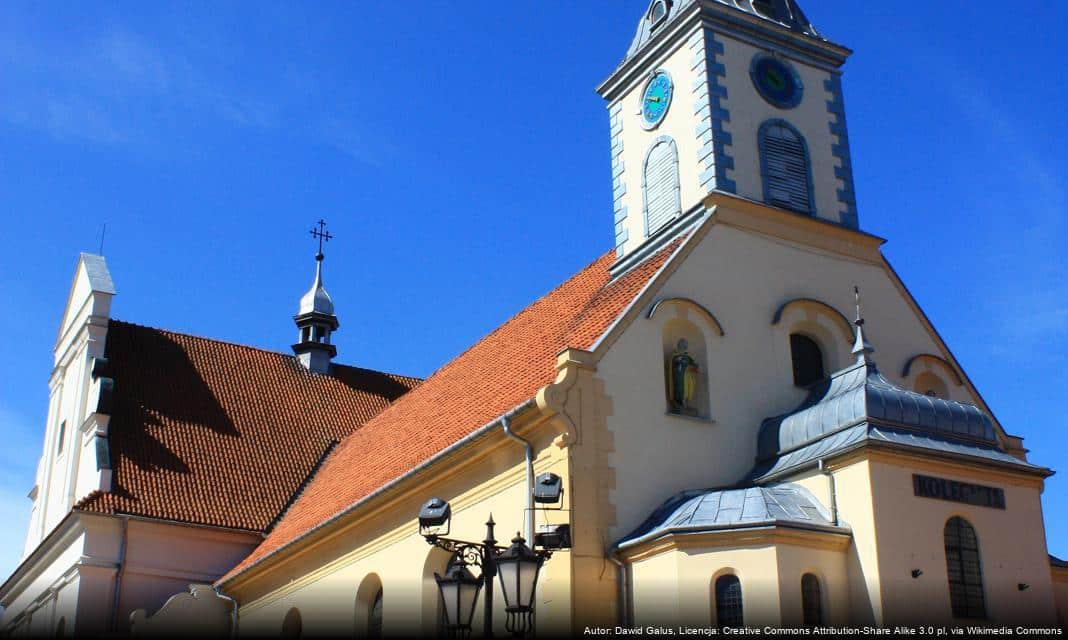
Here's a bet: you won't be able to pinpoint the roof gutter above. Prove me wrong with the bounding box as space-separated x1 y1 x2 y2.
219 399 539 588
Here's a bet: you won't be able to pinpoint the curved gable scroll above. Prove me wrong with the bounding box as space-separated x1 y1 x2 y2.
772 298 853 344
902 354 964 386
648 298 725 336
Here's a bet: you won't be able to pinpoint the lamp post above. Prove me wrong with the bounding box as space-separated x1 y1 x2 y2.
420 501 553 639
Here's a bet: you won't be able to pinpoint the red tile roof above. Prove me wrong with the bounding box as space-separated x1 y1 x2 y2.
75 321 419 532
224 242 682 581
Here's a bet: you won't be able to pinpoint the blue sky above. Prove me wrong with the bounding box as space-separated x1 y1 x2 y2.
0 0 1064 584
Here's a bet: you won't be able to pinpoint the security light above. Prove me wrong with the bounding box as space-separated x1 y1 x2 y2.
418 497 451 538
533 472 563 505
534 523 571 550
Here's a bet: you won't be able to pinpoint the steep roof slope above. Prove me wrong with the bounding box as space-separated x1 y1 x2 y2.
225 242 683 579
76 321 419 531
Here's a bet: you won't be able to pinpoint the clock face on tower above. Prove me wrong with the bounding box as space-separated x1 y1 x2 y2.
750 53 803 109
640 71 673 130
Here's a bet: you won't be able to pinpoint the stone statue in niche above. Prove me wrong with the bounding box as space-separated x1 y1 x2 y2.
668 338 701 416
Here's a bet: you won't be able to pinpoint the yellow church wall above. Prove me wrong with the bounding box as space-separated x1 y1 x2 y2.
596 200 986 551
774 543 852 626
863 454 1057 626
1052 567 1068 628
229 416 578 638
625 530 850 628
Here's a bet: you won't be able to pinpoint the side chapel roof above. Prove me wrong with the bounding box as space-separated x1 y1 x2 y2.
223 239 686 581
615 483 846 551
750 326 1050 482
75 321 419 531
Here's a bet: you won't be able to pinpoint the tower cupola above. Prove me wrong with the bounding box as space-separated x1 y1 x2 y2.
293 220 339 374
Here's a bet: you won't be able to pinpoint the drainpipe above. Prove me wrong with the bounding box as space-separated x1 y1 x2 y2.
213 587 239 639
109 516 129 632
607 549 631 627
818 460 839 526
500 411 535 543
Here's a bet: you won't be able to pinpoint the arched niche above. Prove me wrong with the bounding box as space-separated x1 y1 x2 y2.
649 298 721 419
355 573 384 639
903 354 963 400
772 298 853 374
662 317 711 418
914 372 949 399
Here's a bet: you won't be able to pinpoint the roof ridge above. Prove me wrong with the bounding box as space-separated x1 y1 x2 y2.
107 319 420 382
393 250 614 384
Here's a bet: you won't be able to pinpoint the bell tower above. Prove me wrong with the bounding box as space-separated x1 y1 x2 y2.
598 0 858 265
293 219 339 374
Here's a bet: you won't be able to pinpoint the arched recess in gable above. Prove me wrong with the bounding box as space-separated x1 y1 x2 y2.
902 353 964 399
772 298 854 377
648 297 725 337
648 297 725 419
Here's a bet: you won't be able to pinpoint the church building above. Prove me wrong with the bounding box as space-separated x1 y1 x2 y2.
3 0 1066 636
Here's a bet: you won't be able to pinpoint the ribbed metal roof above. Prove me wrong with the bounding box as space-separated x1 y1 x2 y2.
750 422 1045 483
758 361 997 462
616 483 845 550
624 0 821 62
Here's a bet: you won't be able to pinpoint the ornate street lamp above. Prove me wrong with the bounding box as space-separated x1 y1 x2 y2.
436 560 483 640
496 536 544 638
419 499 553 639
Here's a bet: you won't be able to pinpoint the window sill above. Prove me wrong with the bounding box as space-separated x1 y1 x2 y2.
665 411 715 425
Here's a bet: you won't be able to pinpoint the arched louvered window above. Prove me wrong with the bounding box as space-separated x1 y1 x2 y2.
790 334 825 387
945 517 986 619
801 574 823 626
643 136 682 237
714 575 743 628
759 120 814 215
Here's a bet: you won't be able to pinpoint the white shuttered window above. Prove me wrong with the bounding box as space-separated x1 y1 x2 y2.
760 121 812 214
643 137 681 236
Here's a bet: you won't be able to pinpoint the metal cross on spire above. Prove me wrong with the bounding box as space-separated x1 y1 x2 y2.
853 285 864 326
309 219 333 258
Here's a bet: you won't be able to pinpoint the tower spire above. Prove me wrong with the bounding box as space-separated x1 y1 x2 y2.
851 285 875 364
292 220 339 374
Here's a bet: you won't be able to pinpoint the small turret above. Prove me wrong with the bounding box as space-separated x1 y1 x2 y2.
293 220 339 374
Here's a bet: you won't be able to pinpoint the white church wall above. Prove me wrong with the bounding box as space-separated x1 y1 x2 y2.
716 34 842 224
116 519 260 633
614 24 705 257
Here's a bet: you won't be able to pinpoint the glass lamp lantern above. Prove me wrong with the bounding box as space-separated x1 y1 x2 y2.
496 535 544 636
436 561 482 639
